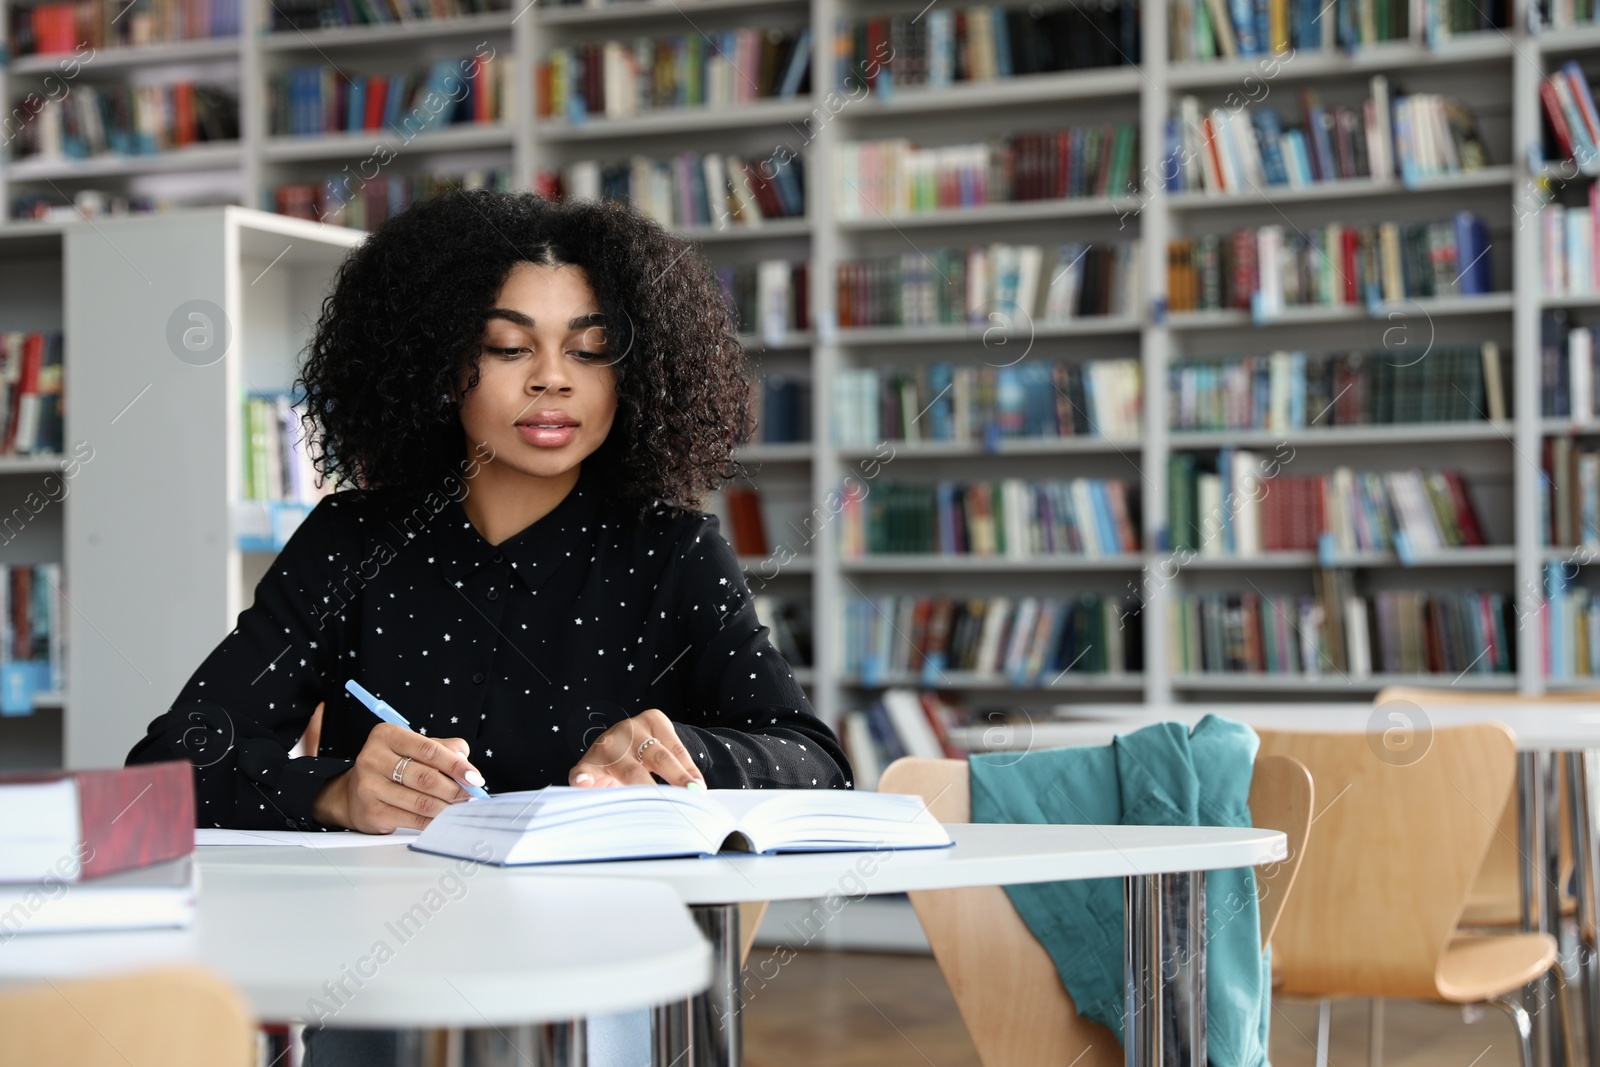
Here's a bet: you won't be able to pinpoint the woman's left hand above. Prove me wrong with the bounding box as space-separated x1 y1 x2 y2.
569 707 707 788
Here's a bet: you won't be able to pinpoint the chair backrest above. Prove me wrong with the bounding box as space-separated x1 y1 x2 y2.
0 965 255 1067
1374 686 1586 928
877 752 1313 1067
1255 721 1516 1000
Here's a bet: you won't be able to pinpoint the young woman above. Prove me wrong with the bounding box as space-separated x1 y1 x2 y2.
125 191 851 1060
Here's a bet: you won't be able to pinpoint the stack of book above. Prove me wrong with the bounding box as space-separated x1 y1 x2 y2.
274 169 513 230
11 0 239 54
1167 345 1505 431
840 689 968 790
16 82 239 160
1541 311 1600 419
837 478 1140 558
1540 61 1600 172
1168 81 1488 193
835 126 1139 219
751 375 810 444
538 28 810 120
269 56 504 137
0 331 64 457
269 0 505 31
717 261 809 338
0 762 195 934
1167 213 1495 314
832 358 1142 447
1546 563 1600 678
1168 457 1488 556
833 1 1141 95
0 563 66 708
1542 435 1600 547
835 241 1141 327
842 594 1141 684
1170 576 1513 678
1168 0 1501 60
1539 192 1600 297
548 149 806 230
241 392 332 507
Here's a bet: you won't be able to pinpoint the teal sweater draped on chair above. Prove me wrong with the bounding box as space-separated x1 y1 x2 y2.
969 715 1271 1067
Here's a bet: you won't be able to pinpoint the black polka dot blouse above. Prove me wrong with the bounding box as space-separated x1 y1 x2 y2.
125 465 853 830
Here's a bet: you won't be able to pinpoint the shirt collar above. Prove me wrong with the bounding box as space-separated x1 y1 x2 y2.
431 467 603 593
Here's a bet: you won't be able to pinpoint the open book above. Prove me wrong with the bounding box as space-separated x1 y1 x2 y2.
408 787 952 865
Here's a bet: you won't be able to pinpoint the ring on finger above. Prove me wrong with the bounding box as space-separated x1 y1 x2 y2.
393 755 413 784
636 737 660 762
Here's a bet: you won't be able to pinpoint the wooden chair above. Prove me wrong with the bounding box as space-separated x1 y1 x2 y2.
0 966 255 1067
876 752 1314 1067
1373 685 1588 928
1256 723 1559 1067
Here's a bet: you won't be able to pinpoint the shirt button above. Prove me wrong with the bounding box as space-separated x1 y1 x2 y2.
492 553 504 564
486 588 499 601
472 672 486 684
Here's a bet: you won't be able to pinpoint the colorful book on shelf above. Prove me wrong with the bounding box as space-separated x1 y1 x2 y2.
835 1 1138 95
1166 345 1502 431
1168 212 1494 314
838 478 1139 558
551 149 805 231
844 593 1139 682
833 358 1140 447
835 241 1139 328
536 27 809 121
835 126 1139 219
270 55 501 137
409 787 952 863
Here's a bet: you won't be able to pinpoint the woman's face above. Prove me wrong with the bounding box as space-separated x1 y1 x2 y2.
458 261 619 482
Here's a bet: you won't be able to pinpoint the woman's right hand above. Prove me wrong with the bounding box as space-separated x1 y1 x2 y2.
311 722 486 834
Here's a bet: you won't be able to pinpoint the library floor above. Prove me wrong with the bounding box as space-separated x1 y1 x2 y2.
743 951 1527 1067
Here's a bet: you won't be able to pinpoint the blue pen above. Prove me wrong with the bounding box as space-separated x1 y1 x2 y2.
344 678 490 799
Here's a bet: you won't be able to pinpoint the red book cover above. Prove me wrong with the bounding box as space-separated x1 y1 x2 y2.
1440 470 1486 546
723 486 769 555
917 691 963 758
0 761 194 880
1543 79 1577 159
1342 228 1360 303
907 597 933 671
1229 229 1258 310
867 17 888 90
364 76 388 131
174 82 196 145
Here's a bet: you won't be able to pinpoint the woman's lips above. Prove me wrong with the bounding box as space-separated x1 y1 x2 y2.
516 423 579 447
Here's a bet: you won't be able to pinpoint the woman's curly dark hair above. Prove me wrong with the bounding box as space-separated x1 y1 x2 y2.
295 189 751 513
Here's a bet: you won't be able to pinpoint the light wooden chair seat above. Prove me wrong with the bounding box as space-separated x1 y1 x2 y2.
1436 934 1560 1002
0 965 255 1067
876 752 1313 1067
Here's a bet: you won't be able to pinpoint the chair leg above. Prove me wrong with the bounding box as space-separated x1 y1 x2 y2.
1368 999 1384 1067
1315 1000 1332 1067
1491 993 1536 1067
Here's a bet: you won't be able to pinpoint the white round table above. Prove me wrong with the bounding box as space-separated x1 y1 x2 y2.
199 820 1286 1067
0 864 710 1066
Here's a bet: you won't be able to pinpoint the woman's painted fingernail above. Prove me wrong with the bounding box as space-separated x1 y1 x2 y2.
575 773 593 785
687 779 706 792
465 769 486 787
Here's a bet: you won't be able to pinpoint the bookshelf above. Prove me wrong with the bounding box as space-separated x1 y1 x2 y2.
4 0 1596 767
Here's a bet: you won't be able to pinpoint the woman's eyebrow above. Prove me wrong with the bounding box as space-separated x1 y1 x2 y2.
569 312 607 330
485 308 534 328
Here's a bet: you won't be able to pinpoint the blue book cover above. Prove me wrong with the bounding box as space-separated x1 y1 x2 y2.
928 363 954 440
346 76 366 134
778 29 811 98
1218 446 1236 554
1251 108 1289 184
1163 116 1183 191
1307 105 1336 182
383 73 408 132
991 8 1013 77
1091 481 1120 554
1230 0 1260 54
